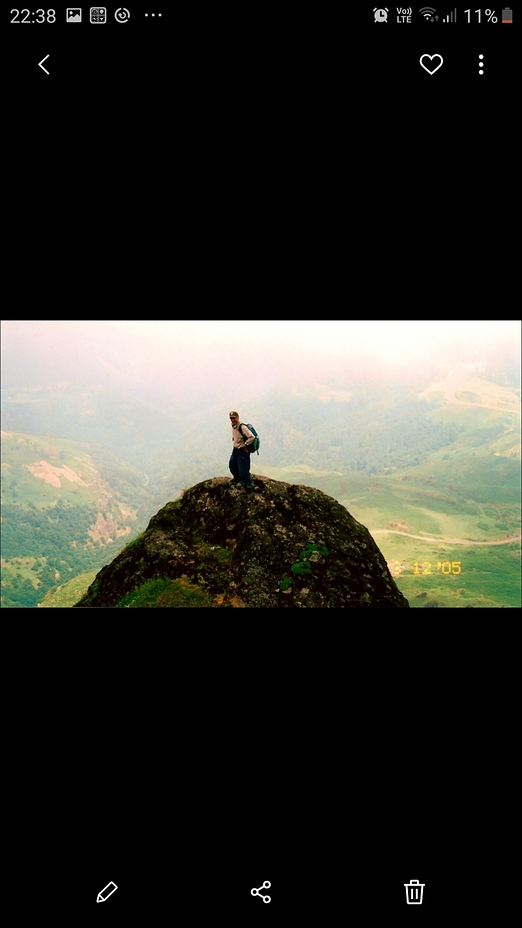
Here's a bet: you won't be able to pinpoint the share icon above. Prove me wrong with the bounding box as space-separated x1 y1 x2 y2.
251 880 271 903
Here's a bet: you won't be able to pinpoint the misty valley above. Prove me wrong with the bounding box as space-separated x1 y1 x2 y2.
1 362 520 608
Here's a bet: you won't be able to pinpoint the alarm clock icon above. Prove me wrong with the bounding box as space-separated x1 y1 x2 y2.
115 7 130 22
374 7 389 21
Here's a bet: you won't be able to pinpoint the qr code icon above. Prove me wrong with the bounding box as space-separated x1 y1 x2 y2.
90 7 107 23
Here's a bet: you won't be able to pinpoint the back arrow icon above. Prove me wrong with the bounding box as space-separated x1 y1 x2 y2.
39 55 49 75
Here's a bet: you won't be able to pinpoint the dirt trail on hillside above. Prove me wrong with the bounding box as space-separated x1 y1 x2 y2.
371 530 520 546
449 400 519 413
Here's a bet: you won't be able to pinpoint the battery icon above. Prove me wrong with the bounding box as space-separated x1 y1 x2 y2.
502 8 513 22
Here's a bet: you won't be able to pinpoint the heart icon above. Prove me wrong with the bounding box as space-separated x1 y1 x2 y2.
420 54 443 74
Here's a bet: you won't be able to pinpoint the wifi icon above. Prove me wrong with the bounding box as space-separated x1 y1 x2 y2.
420 6 438 20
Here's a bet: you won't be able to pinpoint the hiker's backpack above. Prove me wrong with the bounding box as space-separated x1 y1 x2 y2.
239 422 260 455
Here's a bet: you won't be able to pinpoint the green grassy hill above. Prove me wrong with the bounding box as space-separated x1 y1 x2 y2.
37 570 99 607
0 431 148 607
260 387 521 609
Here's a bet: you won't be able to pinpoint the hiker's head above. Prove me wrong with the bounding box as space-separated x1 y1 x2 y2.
229 411 239 424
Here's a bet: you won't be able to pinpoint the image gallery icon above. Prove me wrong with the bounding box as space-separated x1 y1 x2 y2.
404 880 425 905
66 8 82 21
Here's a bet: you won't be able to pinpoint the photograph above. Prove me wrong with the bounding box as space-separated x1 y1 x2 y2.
2 319 520 609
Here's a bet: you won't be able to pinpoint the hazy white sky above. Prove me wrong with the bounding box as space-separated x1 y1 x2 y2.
2 320 520 406
100 319 522 380
105 320 521 366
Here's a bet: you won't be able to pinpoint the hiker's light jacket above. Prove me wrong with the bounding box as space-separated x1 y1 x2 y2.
231 422 255 450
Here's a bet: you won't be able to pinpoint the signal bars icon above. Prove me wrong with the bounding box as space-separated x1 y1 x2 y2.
442 7 457 20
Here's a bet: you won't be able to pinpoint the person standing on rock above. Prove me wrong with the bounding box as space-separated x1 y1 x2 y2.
229 411 254 492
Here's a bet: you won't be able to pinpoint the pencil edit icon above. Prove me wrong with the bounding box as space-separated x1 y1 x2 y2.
97 881 118 903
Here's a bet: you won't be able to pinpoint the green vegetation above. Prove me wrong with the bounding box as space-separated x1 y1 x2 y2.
0 556 46 608
115 576 212 608
38 570 98 607
124 532 146 551
196 542 232 567
0 499 138 607
256 387 467 475
279 544 336 598
265 435 520 609
0 430 148 607
264 457 520 547
373 536 521 608
289 542 329 577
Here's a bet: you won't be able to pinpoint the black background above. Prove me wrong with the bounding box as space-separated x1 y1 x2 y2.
359 5 517 317
5 2 308 303
6 3 516 307
8 618 517 924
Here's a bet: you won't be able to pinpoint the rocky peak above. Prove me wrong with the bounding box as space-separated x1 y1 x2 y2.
75 475 409 608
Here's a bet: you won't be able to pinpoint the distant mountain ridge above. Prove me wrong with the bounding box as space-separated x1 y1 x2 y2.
1 383 187 467
2 364 519 476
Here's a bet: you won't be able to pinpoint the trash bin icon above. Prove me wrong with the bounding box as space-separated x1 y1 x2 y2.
404 879 425 904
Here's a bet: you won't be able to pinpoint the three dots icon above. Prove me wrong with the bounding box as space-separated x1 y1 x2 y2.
479 54 485 74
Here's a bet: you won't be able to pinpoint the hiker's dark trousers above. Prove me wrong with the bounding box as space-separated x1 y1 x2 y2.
229 447 252 489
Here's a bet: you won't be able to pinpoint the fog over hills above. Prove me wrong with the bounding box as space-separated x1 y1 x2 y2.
2 321 285 407
2 320 519 410
2 322 183 404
